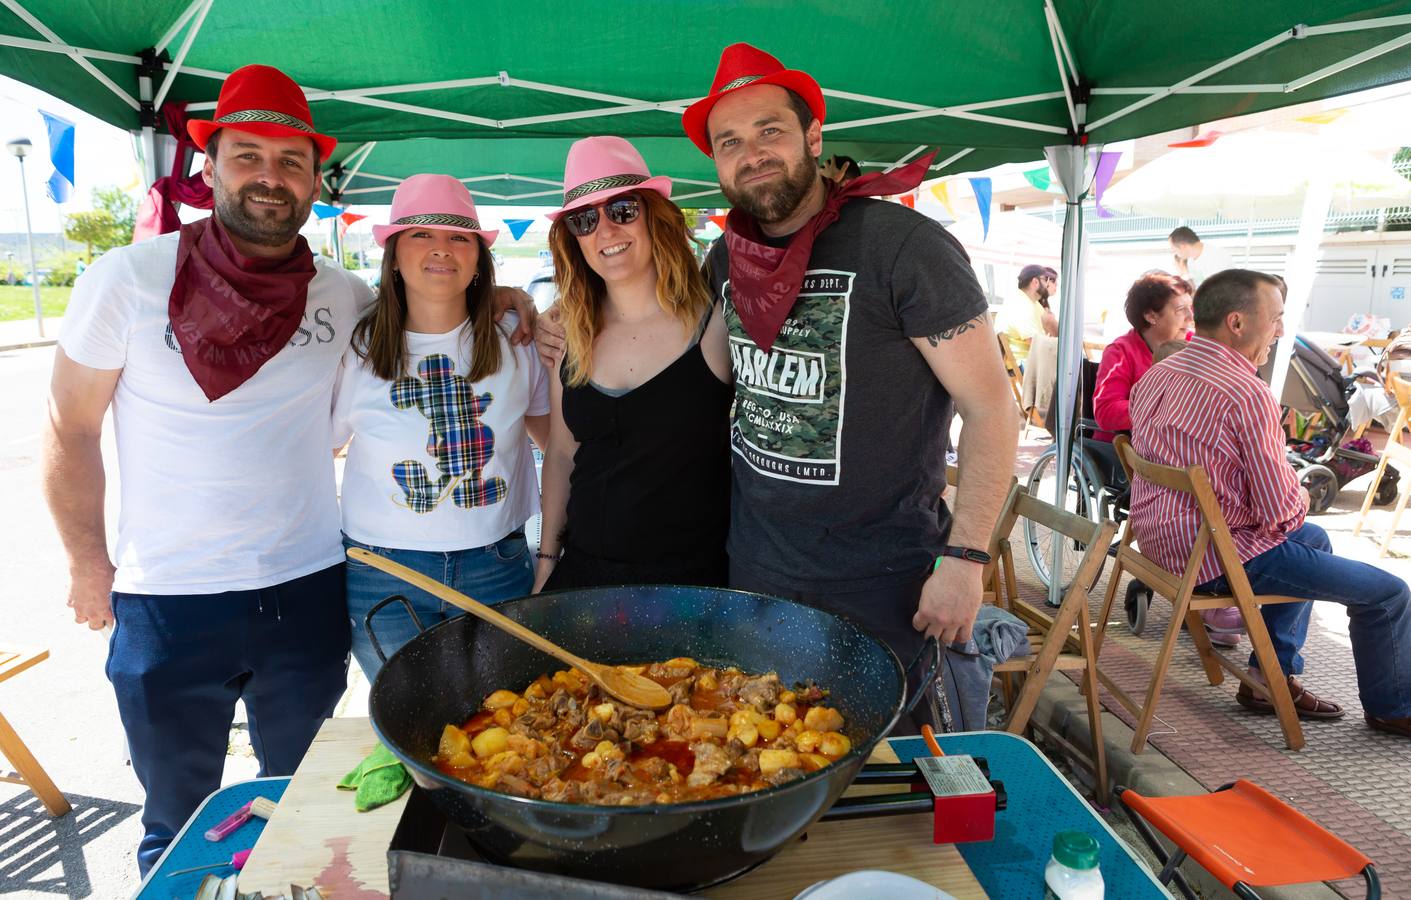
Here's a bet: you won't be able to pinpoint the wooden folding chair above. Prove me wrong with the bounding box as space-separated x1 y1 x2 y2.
996 333 1043 430
983 482 1117 805
0 646 71 816
1093 436 1307 753
1354 372 1411 554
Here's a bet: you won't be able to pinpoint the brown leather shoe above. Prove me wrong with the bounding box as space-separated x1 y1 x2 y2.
1365 714 1411 737
1235 675 1345 720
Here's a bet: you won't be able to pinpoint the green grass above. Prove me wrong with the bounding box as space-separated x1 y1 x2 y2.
0 285 72 321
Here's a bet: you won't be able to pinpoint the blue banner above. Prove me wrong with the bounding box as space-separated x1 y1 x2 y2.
40 110 75 203
968 177 992 241
504 218 535 241
311 201 343 219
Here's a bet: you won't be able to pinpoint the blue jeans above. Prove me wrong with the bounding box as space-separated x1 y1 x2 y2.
1196 522 1411 718
108 564 349 875
344 532 532 680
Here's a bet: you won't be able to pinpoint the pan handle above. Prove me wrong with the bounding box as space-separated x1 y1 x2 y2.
364 594 426 664
900 636 941 718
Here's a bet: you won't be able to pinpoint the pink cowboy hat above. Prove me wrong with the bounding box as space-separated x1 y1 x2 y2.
372 174 499 247
546 136 672 221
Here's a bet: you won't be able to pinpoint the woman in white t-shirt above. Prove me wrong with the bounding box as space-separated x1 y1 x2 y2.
332 175 549 678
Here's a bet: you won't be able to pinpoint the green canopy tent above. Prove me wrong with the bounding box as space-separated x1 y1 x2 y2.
6 0 1411 598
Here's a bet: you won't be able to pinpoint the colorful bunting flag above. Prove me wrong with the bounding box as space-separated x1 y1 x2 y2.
968 177 992 241
40 110 75 203
1023 167 1051 192
337 212 366 239
1092 151 1121 219
1168 130 1222 148
929 181 957 219
504 218 535 241
312 201 343 219
899 193 915 209
708 214 728 230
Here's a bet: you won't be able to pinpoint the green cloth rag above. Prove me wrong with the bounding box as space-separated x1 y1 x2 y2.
338 743 412 812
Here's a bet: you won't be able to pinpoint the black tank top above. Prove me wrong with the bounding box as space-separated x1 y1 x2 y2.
559 309 731 573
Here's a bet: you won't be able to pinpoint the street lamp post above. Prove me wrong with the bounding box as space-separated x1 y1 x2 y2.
6 137 45 339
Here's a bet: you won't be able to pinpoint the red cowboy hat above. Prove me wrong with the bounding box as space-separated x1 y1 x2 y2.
682 43 825 157
187 65 337 160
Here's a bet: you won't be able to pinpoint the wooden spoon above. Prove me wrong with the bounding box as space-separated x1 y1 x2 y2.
346 547 672 710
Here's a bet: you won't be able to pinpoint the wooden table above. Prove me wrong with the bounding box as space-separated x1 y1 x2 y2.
239 717 985 898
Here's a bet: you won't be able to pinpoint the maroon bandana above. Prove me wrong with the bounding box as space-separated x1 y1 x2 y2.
723 152 936 352
168 217 316 401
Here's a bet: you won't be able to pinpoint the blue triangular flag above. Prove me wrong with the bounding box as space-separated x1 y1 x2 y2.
968 177 993 241
40 110 75 204
504 218 535 241
312 201 343 219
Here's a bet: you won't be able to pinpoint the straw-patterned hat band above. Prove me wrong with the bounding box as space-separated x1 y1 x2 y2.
563 173 649 204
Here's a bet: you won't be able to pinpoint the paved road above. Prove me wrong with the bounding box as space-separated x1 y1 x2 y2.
0 345 369 899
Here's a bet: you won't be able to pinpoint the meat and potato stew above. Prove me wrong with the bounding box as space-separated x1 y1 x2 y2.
432 658 850 805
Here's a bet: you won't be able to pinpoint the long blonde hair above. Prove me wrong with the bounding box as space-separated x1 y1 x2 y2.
549 191 712 387
352 231 504 381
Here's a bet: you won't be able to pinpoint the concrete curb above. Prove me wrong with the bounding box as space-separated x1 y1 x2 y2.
1030 678 1342 900
0 338 58 352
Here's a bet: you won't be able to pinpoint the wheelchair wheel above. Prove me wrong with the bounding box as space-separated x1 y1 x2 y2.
1024 444 1103 596
1124 580 1153 636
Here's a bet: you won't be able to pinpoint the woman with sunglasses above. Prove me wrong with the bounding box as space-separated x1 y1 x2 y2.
534 136 732 592
332 174 550 678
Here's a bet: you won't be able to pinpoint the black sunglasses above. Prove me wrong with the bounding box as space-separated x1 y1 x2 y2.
564 196 642 237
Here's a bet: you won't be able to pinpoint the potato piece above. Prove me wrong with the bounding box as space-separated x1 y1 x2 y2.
511 698 530 717
803 706 844 733
525 675 552 699
581 752 601 769
774 702 797 725
759 749 802 776
727 722 759 748
689 717 728 740
756 719 782 742
592 702 616 722
471 726 510 759
696 670 718 691
818 732 852 760
795 730 824 754
484 689 519 710
799 753 832 772
664 657 698 670
446 751 476 769
779 690 796 704
730 709 764 728
492 708 513 728
438 724 471 760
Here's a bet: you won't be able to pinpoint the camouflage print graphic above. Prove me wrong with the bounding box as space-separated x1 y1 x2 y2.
723 270 854 485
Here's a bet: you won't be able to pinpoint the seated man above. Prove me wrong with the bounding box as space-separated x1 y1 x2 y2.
996 264 1058 364
1129 269 1411 737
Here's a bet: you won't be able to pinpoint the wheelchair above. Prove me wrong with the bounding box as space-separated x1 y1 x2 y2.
1022 359 1150 631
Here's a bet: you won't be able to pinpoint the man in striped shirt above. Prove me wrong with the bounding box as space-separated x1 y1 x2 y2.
1129 269 1411 738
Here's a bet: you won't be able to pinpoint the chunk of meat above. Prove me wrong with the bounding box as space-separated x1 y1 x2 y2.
634 756 672 783
540 777 583 803
549 689 579 718
570 717 605 751
667 677 696 706
736 748 762 774
496 773 540 798
736 672 781 709
623 717 659 744
523 752 569 787
686 741 735 788
764 766 805 786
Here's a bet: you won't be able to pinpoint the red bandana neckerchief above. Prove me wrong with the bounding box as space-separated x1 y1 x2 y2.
723 152 935 352
168 216 317 401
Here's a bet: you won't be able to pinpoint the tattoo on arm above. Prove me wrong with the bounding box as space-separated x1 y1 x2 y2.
924 314 986 347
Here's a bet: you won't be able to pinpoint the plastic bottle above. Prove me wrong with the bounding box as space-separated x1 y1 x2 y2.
1043 830 1104 898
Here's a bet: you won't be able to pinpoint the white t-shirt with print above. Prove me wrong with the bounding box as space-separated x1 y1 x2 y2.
332 316 549 551
58 231 374 595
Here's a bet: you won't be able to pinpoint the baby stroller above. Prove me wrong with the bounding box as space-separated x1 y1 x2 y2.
1279 336 1399 514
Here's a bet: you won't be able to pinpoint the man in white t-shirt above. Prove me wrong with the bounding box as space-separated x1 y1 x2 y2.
40 66 534 875
1169 226 1235 287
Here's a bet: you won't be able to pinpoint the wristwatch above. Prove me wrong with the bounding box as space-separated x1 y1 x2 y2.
934 545 993 569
